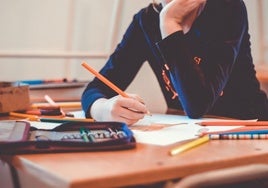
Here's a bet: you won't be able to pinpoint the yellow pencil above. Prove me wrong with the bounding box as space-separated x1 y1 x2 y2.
169 135 210 156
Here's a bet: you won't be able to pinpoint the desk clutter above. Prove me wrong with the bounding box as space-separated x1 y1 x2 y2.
0 82 30 113
0 121 136 154
20 78 87 103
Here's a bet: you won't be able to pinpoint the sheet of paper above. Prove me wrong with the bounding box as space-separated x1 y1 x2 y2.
131 114 255 146
26 111 257 146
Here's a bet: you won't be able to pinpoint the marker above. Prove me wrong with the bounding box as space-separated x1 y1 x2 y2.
84 128 95 142
80 128 89 142
169 135 209 156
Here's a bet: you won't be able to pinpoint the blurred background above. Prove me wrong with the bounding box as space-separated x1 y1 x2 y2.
0 0 267 113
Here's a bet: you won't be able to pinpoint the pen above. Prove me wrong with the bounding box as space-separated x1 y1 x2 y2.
80 128 89 142
169 135 209 156
81 61 151 115
197 121 268 126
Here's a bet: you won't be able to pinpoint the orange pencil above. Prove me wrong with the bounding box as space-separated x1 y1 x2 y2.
81 61 128 97
81 61 151 115
197 121 268 126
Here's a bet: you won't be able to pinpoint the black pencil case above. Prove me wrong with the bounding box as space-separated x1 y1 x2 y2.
0 120 136 154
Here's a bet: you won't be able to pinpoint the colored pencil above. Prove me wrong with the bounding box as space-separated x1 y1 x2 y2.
209 133 268 140
39 117 94 123
81 61 128 97
9 112 39 121
197 121 268 126
81 61 151 115
169 135 209 156
31 102 81 109
9 112 94 123
44 94 58 106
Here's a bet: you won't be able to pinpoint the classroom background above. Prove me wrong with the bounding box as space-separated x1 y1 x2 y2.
0 0 267 113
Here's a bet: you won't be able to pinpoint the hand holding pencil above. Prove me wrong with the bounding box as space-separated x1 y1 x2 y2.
81 61 150 125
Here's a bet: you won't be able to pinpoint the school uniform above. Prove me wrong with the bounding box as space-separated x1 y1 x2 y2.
82 0 268 120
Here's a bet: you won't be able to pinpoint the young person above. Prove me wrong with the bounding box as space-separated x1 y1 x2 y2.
82 0 268 125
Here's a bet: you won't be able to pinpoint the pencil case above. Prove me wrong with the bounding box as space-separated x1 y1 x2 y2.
0 120 136 154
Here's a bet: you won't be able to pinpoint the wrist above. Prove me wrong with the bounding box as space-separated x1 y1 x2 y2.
90 98 107 121
160 19 183 39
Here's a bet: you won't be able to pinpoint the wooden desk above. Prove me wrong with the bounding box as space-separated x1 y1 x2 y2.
1 86 268 187
4 138 268 188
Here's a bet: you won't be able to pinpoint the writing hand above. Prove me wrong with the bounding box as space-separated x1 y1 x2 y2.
90 94 148 125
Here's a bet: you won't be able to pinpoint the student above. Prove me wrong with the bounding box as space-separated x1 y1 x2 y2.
82 0 268 125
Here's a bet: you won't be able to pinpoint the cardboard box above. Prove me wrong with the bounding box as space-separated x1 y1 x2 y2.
0 82 30 113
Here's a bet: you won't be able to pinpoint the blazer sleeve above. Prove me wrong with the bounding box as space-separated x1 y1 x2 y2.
81 12 149 117
156 1 248 118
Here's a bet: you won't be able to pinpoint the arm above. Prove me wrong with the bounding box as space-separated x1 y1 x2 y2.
82 12 149 124
157 0 247 118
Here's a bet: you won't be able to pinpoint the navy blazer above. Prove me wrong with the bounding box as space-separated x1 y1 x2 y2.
82 0 268 120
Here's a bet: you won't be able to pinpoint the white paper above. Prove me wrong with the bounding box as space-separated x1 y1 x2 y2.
131 114 255 146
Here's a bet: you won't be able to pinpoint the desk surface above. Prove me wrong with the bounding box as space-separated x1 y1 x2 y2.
2 90 268 188
8 138 268 188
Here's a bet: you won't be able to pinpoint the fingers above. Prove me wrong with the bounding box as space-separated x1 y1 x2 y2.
127 93 146 104
160 0 206 36
90 95 149 125
110 95 148 125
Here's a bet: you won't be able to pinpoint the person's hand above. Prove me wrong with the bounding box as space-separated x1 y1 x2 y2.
90 94 149 125
159 0 206 37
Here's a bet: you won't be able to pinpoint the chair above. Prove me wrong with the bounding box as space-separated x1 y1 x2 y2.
170 164 268 188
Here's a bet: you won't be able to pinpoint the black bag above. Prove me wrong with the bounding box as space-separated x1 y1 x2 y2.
0 120 136 154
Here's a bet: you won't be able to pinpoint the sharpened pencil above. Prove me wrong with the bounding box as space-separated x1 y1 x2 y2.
169 135 209 156
81 61 128 97
81 61 151 115
198 121 268 126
